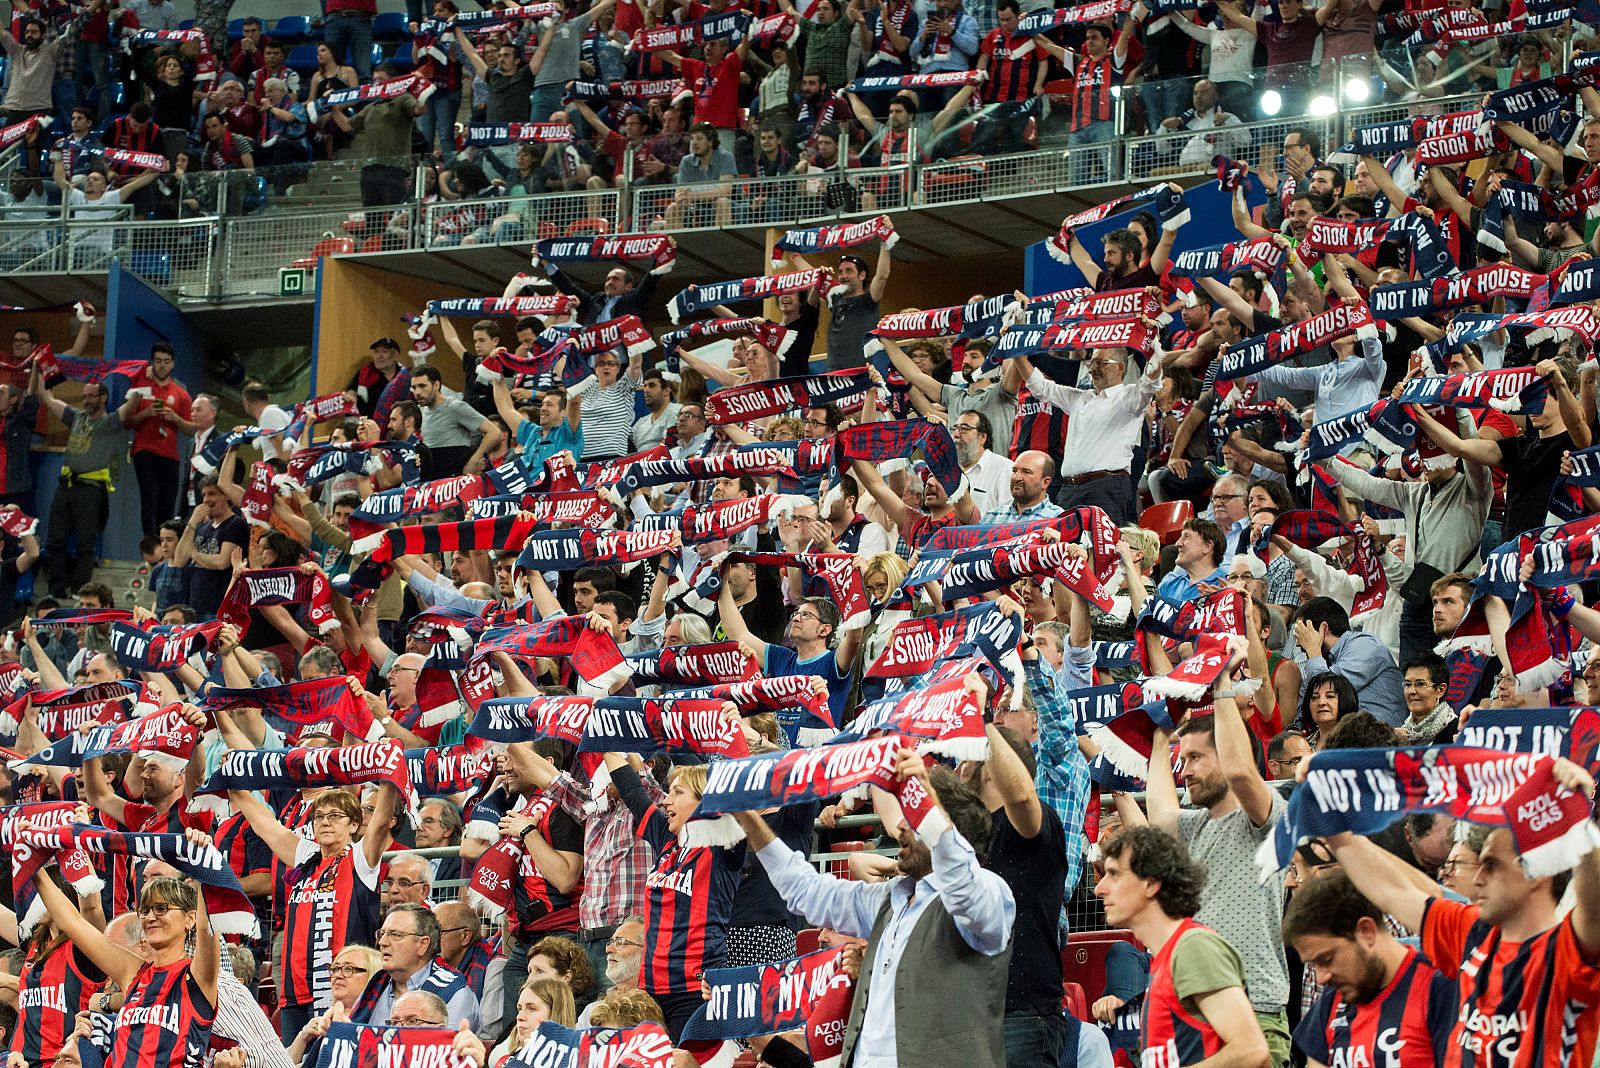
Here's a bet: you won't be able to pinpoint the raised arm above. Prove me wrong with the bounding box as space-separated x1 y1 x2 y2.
360 782 399 870
229 787 311 865
1212 641 1277 827
1327 831 1429 932
31 868 145 990
849 457 910 531
491 378 527 437
716 581 764 656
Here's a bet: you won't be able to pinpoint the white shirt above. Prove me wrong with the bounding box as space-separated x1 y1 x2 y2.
127 0 181 30
1024 365 1160 478
213 974 295 1068
257 403 293 461
632 402 680 451
962 449 1013 515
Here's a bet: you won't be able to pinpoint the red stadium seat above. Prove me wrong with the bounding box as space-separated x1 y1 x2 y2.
1061 980 1089 1021
359 234 386 253
796 928 820 955
1139 500 1195 546
1062 929 1136 1004
826 839 868 880
291 235 355 269
1042 78 1075 105
564 217 611 237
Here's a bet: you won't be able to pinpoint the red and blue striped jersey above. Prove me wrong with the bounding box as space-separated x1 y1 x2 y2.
509 794 584 940
1423 897 1600 1068
214 810 273 938
1293 947 1454 1068
1140 920 1231 1067
980 29 1041 104
614 765 745 995
12 941 103 1068
280 841 381 1010
107 960 215 1068
110 801 215 918
270 794 314 934
1011 385 1067 456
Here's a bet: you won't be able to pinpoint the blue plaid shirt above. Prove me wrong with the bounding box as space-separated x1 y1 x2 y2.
1025 652 1093 899
982 497 1064 524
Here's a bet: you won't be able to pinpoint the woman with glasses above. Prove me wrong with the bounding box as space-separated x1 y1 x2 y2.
32 856 219 1068
229 785 399 1043
284 946 381 1067
487 977 576 1068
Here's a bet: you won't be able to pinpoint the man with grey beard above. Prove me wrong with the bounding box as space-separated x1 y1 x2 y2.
576 916 646 1025
953 410 1013 515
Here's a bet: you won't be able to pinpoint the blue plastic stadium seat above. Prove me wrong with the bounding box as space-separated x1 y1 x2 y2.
286 44 319 72
178 18 195 30
227 18 246 39
128 250 172 284
271 16 311 41
373 12 410 39
388 43 414 70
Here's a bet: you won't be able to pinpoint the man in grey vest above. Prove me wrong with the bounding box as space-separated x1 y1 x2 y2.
733 746 1014 1068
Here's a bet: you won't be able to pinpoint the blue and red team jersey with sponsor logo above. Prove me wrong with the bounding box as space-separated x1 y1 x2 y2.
1294 946 1455 1068
1422 896 1600 1068
280 841 380 1010
12 941 104 1068
107 960 215 1068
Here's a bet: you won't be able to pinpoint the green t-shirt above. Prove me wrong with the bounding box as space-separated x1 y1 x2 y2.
1170 926 1250 1012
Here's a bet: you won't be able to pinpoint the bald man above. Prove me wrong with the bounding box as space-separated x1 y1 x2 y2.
83 652 127 684
389 990 450 1028
434 900 494 999
982 450 1064 523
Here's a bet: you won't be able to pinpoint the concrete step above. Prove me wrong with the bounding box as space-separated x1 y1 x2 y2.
93 559 157 611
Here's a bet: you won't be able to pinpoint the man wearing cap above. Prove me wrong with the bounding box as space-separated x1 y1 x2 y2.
782 240 891 372
349 337 408 419
661 122 737 230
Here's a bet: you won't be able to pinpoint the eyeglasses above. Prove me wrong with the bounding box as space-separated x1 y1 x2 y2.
606 935 643 949
791 611 822 622
951 424 979 435
376 929 427 943
389 666 420 676
329 964 371 977
1439 860 1480 877
1402 680 1441 690
312 812 352 825
803 418 830 428
137 902 177 918
438 926 474 936
389 1015 445 1027
418 815 446 827
381 877 426 890
1271 755 1305 768
1211 493 1242 502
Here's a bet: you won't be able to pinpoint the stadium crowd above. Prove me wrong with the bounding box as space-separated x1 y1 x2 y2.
0 0 1586 225
2 1 1600 1068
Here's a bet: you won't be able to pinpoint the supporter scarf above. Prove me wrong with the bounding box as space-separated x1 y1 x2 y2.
0 115 47 150
871 294 1014 342
427 295 576 319
203 676 379 743
629 9 746 52
1022 287 1162 326
349 473 486 538
35 355 148 408
680 946 855 1044
1497 305 1600 348
772 215 897 262
636 493 809 545
1298 400 1412 463
18 823 258 937
351 512 534 564
1208 300 1376 385
15 704 196 771
191 425 273 476
1270 510 1387 620
674 677 830 723
306 74 433 122
536 234 677 275
313 1022 477 1068
1554 255 1600 304
0 803 88 934
97 147 166 171
713 551 870 632
866 601 1022 695
661 318 793 372
473 342 569 387
906 539 1113 608
1455 706 1600 770
490 456 542 496
1482 179 1600 256
471 618 631 693
1260 747 1600 880
125 29 217 81
1047 184 1190 262
108 621 221 675
508 1021 674 1068
468 695 593 744
216 567 337 636
1386 212 1457 280
1396 366 1550 415
625 642 760 685
407 743 495 797
564 78 692 106
705 370 871 425
372 369 413 428
834 418 964 499
512 528 677 572
281 392 359 444
573 315 655 360
1168 234 1285 280
0 508 36 539
1015 0 1131 35
34 607 132 628
1369 262 1550 321
1413 315 1514 375
1338 109 1480 156
1443 531 1568 693
577 697 749 757
463 122 572 146
238 461 274 529
199 741 412 813
1213 154 1249 192
988 319 1156 372
1090 682 1182 770
614 439 833 497
453 3 562 28
668 268 834 324
922 509 1118 568
1442 648 1490 712
1483 68 1600 125
466 490 615 527
844 69 983 93
839 677 987 760
1092 640 1137 669
1301 216 1392 259
14 684 134 743
1137 588 1246 646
